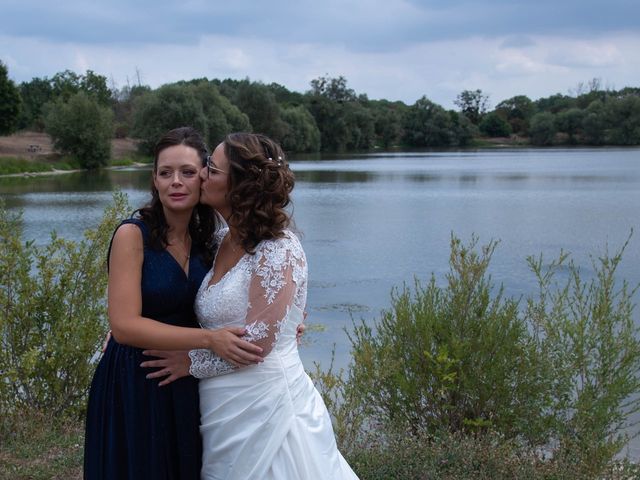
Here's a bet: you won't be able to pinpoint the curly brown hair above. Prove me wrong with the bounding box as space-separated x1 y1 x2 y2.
222 132 295 253
136 126 217 265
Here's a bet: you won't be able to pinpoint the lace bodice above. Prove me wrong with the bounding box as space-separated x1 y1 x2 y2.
189 229 307 378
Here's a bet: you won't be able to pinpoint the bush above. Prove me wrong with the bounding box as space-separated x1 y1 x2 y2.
479 112 512 137
526 236 640 477
0 192 130 421
44 91 114 169
529 112 557 145
346 236 549 441
343 428 640 480
313 234 640 478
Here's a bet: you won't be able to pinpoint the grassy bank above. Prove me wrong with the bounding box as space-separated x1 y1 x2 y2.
0 154 151 176
0 412 83 480
2 410 639 479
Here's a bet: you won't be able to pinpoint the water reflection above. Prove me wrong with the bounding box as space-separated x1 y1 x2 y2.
2 148 640 456
1 149 639 359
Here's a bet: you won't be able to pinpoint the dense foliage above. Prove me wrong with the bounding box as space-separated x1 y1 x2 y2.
0 60 22 135
312 235 640 479
3 56 640 160
0 193 129 419
44 91 114 168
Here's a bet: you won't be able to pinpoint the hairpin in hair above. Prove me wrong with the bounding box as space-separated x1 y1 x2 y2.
267 156 284 167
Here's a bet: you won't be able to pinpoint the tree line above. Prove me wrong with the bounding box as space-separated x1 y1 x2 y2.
1 60 640 169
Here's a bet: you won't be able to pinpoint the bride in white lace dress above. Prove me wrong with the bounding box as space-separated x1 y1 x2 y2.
144 133 358 480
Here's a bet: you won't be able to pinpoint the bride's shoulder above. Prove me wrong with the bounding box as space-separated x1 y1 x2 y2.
214 227 229 244
263 230 302 248
255 230 305 259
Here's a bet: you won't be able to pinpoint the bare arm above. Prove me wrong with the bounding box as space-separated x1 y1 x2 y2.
107 224 263 365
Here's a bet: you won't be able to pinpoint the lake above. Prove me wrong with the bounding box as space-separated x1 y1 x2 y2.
1 147 639 375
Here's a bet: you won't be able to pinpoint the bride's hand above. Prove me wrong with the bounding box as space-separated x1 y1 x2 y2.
296 323 306 345
208 327 264 366
141 350 191 386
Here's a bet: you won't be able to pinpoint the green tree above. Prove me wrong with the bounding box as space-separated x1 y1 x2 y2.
81 70 113 106
479 112 512 137
309 75 356 102
371 100 406 149
494 95 535 134
266 82 306 107
280 105 321 152
535 93 575 114
555 108 585 144
131 84 208 154
305 76 374 151
49 69 112 106
111 84 152 138
605 95 640 145
454 89 489 125
529 112 557 146
403 96 453 147
131 81 251 152
190 80 251 146
0 60 22 135
582 100 607 145
232 80 287 140
343 102 376 150
18 77 53 130
449 111 478 146
44 92 114 168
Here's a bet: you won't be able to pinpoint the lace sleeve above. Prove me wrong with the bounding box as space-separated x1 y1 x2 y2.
188 232 307 379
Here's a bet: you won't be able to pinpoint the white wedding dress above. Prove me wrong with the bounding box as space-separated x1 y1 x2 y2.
189 229 359 480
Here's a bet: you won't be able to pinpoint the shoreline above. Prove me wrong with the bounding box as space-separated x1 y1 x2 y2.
0 162 150 179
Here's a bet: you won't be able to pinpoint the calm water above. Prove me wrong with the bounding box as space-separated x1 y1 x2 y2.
1 147 639 373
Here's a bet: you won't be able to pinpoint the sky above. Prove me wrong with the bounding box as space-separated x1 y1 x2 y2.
1 0 639 109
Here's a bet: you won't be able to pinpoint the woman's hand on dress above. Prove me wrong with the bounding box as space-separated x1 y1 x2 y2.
209 327 264 367
141 350 191 386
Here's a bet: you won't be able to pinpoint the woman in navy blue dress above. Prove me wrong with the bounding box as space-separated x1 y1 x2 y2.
84 127 263 480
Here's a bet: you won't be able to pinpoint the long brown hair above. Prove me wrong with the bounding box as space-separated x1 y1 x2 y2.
136 126 217 264
223 132 295 253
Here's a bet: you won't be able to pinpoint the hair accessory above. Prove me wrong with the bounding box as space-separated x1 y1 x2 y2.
267 156 284 167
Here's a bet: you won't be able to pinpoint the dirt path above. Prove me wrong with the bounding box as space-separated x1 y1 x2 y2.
0 131 138 160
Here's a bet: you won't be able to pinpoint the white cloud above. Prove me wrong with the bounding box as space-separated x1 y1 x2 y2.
1 3 639 111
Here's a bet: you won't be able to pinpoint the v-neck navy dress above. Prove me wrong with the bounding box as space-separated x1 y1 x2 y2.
84 219 209 480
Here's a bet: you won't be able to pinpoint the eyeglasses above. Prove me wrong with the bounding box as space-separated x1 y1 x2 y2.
206 155 228 176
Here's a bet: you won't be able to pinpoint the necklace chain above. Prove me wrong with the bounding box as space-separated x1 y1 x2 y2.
169 234 191 268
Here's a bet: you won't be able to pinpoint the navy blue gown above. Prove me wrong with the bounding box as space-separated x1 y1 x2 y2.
84 219 210 479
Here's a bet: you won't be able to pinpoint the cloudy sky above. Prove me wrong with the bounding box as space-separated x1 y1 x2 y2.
1 0 639 109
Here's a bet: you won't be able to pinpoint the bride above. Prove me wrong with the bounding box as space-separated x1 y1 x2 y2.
144 133 359 479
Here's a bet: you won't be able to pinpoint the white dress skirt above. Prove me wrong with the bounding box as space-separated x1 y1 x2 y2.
188 230 359 480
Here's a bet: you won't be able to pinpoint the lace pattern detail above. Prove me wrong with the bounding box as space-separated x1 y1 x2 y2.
245 321 269 342
190 229 307 379
188 349 235 378
253 232 307 308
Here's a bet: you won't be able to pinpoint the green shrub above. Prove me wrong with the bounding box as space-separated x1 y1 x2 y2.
0 192 130 421
313 234 640 478
346 236 550 441
526 235 640 477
